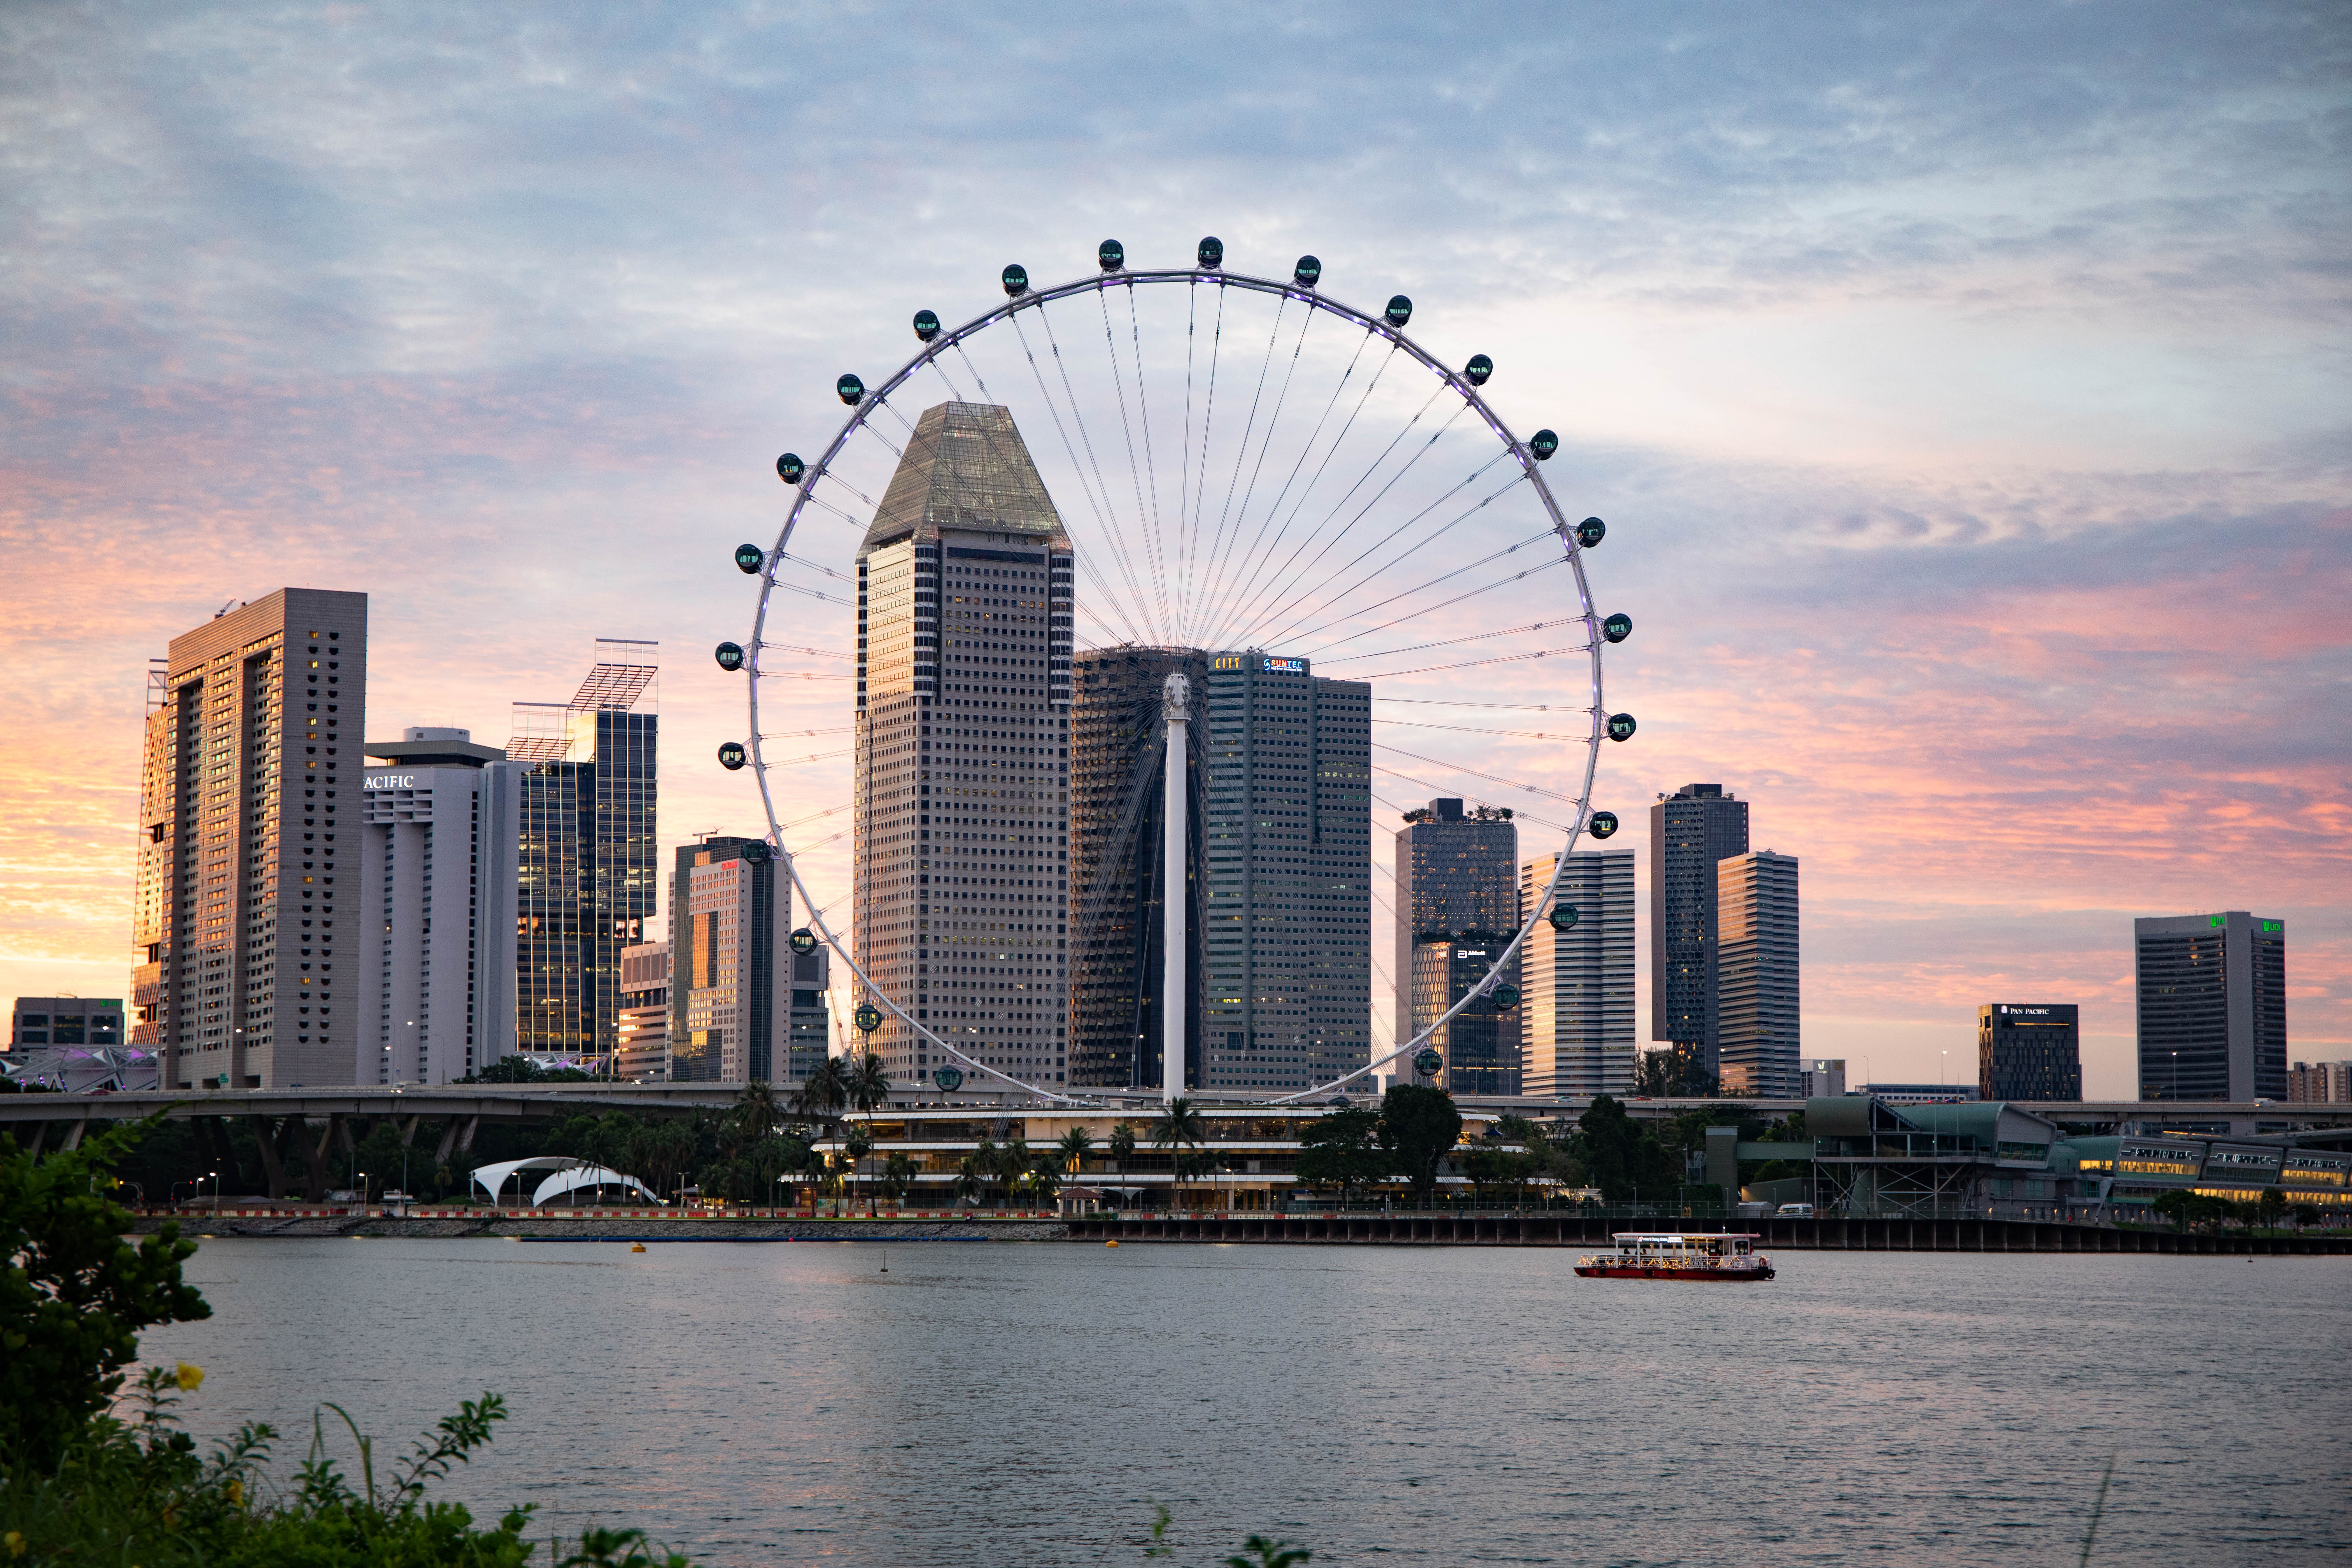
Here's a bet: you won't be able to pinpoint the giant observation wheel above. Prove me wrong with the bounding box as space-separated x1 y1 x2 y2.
721 237 1633 1108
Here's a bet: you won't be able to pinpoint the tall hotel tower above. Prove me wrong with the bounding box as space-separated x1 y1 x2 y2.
1715 848 1800 1097
507 642 659 1064
1394 799 1518 1094
134 589 368 1089
1069 646 1211 1090
1518 849 1636 1097
1649 782 1749 1081
1199 653 1372 1095
855 403 1073 1088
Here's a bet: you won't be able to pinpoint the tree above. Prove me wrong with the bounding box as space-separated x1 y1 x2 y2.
792 1055 849 1131
842 1127 874 1215
881 1152 916 1206
2257 1187 2287 1231
723 1081 782 1156
1575 1094 1678 1206
1634 1047 1717 1098
1057 1126 1094 1177
1 1117 212 1469
1379 1085 1463 1208
1109 1122 1138 1183
990 1138 1032 1208
1025 1148 1064 1205
954 1153 986 1206
1293 1108 1387 1209
1153 1099 1208 1210
841 1052 891 1129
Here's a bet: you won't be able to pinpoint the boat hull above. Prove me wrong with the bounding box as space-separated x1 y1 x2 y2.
1574 1264 1775 1281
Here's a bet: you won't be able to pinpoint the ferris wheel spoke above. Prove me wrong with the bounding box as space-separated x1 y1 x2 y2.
1198 302 1322 648
1010 308 1155 643
1121 285 1171 623
1291 528 1554 652
1370 742 1590 807
1349 642 1597 681
1037 298 1162 643
1284 525 1559 653
1179 282 1228 638
1373 718 1594 741
1096 286 1170 637
1309 612 1586 667
1195 295 1295 639
925 353 971 404
1199 329 1378 648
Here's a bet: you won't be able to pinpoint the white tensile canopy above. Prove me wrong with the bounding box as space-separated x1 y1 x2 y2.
470 1156 662 1207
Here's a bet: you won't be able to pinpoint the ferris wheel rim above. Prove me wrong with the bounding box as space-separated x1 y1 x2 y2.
743 258 1612 1110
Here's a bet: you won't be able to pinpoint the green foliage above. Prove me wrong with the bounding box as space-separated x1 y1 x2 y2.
1634 1047 1718 1098
1 1116 211 1469
1379 1085 1462 1204
1293 1108 1389 1206
1225 1535 1312 1568
1573 1095 1679 1205
1153 1099 1208 1205
463 1057 592 1084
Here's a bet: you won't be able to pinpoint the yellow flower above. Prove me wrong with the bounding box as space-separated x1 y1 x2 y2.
226 1478 245 1507
175 1361 205 1391
5 1530 26 1556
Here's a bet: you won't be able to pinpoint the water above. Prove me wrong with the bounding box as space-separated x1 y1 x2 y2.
141 1239 2349 1565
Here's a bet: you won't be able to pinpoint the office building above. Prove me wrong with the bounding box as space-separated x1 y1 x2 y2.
1394 799 1517 1086
1650 783 1750 1080
1799 1058 1846 1098
2134 912 2287 1101
1407 938 1519 1095
785 940 832 1084
1069 646 1211 1089
855 402 1074 1088
1716 849 1799 1098
133 589 368 1088
2287 1060 2350 1104
1516 850 1635 1098
357 729 523 1084
669 837 790 1083
9 997 124 1050
617 941 670 1082
1199 652 1372 1095
509 640 659 1063
1977 1003 2081 1101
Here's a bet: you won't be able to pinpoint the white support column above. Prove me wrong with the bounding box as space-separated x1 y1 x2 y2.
1161 673 1190 1105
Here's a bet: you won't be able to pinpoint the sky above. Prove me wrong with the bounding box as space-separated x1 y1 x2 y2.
2 2 2346 1096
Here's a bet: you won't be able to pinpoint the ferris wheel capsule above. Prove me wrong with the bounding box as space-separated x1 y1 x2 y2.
733 543 765 575
1384 294 1413 328
1002 263 1029 296
775 452 805 484
1293 254 1322 288
1588 810 1620 839
1530 429 1560 461
1548 903 1581 932
1491 983 1521 1009
1413 1047 1444 1078
1197 236 1223 269
718 741 747 771
912 309 941 342
835 373 865 406
1098 239 1125 272
1602 612 1633 643
741 840 771 864
1606 713 1637 742
1464 354 1493 386
714 641 746 672
1575 516 1606 547
854 1003 884 1033
933 1066 964 1092
789 928 817 956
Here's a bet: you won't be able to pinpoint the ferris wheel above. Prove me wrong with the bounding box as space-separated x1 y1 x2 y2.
721 237 1631 1108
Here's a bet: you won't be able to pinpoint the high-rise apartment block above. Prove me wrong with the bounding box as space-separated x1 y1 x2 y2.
2135 912 2287 1101
1715 849 1799 1098
10 997 124 1050
134 589 368 1088
1516 850 1635 1098
2286 1060 2350 1104
1978 1003 2081 1101
509 641 659 1064
854 402 1073 1089
357 728 522 1084
1649 783 1748 1081
1394 799 1517 1089
617 941 670 1082
668 838 790 1083
1069 646 1210 1089
1199 653 1371 1095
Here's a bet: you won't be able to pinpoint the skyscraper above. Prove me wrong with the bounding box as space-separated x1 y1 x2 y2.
1393 799 1517 1090
1648 782 1749 1080
1199 652 1371 1095
2135 912 2287 1101
616 941 670 1082
855 402 1073 1088
134 589 368 1089
1978 1003 2081 1101
1517 849 1636 1098
509 641 658 1063
1715 849 1799 1097
357 728 522 1084
1069 646 1210 1090
668 836 788 1083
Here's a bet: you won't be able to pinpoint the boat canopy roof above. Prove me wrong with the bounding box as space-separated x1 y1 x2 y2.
1610 1232 1759 1242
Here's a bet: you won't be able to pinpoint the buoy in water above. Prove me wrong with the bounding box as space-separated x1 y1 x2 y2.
1106 1239 1119 1248
631 1242 646 1253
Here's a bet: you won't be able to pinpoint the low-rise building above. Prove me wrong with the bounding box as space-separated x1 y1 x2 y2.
9 997 125 1050
2286 1060 2350 1103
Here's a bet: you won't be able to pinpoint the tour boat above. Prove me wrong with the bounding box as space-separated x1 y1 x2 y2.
1575 1232 1775 1281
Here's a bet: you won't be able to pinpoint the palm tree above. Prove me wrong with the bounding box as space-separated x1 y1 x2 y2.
954 1153 985 1207
726 1080 782 1153
1026 1148 1064 1206
882 1152 916 1207
792 1055 850 1131
991 1138 1031 1210
1109 1121 1138 1208
844 1126 875 1216
1057 1127 1094 1180
1152 1098 1206 1212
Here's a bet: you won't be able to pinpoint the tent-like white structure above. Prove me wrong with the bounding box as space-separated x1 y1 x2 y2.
470 1156 661 1207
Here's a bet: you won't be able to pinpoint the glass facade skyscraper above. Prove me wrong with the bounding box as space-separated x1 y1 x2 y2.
1648 782 1749 1080
1978 1003 2081 1101
1715 848 1799 1098
509 642 658 1064
1199 653 1371 1095
1518 849 1636 1098
855 402 1073 1089
1393 798 1517 1091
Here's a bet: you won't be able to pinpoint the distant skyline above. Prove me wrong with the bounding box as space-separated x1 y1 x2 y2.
2 3 2345 1097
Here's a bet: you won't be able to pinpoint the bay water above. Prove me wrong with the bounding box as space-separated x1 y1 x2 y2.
141 1239 2349 1564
